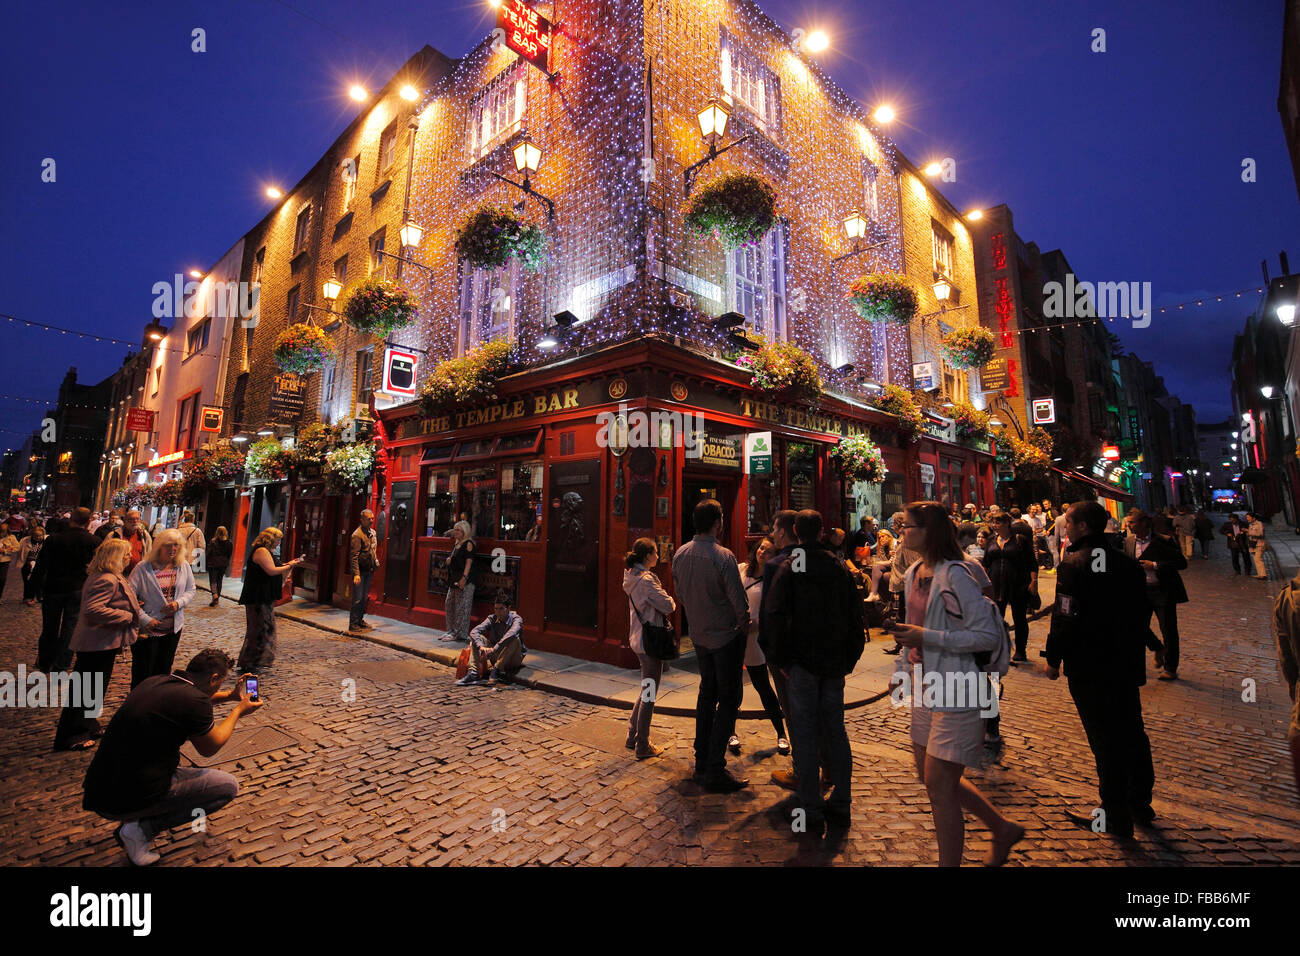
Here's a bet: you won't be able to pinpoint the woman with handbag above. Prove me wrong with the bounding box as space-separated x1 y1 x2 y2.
623 537 676 760
730 537 789 757
442 521 477 642
887 501 1025 866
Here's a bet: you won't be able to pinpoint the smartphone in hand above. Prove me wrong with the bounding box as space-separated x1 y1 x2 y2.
245 677 259 702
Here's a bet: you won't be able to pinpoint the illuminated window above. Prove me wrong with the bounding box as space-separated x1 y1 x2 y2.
726 222 787 341
469 63 526 160
293 205 311 256
720 30 781 134
460 264 516 354
379 124 398 174
932 221 953 279
368 229 386 275
341 154 360 211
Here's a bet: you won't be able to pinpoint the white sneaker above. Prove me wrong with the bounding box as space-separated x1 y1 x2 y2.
115 822 159 866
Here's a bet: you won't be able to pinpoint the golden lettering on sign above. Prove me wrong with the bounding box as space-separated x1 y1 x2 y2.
416 388 581 437
739 399 866 438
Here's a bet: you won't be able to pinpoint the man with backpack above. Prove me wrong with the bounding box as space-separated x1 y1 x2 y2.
763 509 865 832
1046 501 1155 840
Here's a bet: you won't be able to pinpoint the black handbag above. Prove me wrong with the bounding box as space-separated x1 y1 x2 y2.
632 593 678 661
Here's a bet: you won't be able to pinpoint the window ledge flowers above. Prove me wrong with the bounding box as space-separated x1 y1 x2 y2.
734 339 822 402
849 273 919 325
872 385 925 443
951 401 992 443
419 339 515 413
684 173 778 249
274 323 334 375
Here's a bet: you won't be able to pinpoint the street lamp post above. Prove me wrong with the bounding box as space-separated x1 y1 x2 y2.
683 98 752 197
469 131 556 220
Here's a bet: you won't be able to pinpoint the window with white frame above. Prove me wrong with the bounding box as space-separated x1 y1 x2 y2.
368 229 386 276
341 154 359 211
185 318 211 359
725 222 788 341
932 221 953 279
322 363 337 407
863 160 880 221
720 30 781 134
469 64 526 160
459 263 516 355
379 123 398 175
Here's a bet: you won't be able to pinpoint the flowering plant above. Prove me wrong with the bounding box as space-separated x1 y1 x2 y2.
996 429 1051 480
848 273 919 325
872 385 925 443
246 437 290 481
684 173 778 249
180 445 246 502
139 479 183 508
829 433 888 484
735 340 821 401
342 277 417 337
455 206 546 273
951 401 992 443
419 339 515 412
287 422 340 467
939 326 996 369
324 441 376 493
273 322 334 374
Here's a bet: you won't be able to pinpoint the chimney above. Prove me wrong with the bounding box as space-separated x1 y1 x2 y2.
1282 251 1291 276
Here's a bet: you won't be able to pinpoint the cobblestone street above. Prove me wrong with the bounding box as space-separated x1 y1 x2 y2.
2 542 1297 867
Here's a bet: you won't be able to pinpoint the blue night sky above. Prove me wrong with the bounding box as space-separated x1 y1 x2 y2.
2 0 1296 451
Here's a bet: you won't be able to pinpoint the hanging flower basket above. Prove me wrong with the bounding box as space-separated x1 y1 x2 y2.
122 486 143 509
342 277 418 337
324 442 376 494
246 437 291 481
288 422 341 468
273 322 334 375
997 429 1051 481
849 273 920 325
951 401 992 443
872 384 925 443
684 173 778 249
180 445 246 502
829 433 888 484
455 206 546 273
419 339 515 413
734 339 821 402
940 326 996 369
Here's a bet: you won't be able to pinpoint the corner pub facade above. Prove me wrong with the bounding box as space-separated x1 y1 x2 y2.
214 0 997 668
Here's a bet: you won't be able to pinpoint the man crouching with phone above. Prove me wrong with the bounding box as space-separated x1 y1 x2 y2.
81 648 263 866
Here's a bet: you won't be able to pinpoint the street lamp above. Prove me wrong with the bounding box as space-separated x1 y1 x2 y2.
933 278 953 303
1261 385 1275 399
1278 303 1296 326
684 98 751 196
843 211 868 241
144 320 167 342
322 274 343 302
873 104 895 124
398 219 424 249
469 131 555 219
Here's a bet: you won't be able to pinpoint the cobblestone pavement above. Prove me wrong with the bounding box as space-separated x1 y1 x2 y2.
1 541 1297 867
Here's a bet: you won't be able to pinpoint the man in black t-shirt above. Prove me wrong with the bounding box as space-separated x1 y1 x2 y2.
82 648 263 866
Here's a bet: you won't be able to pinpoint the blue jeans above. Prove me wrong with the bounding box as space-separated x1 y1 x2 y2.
693 634 745 777
350 570 373 627
98 767 239 840
787 665 852 819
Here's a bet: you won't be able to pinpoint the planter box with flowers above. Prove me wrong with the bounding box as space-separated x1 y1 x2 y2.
940 326 996 370
829 433 888 484
685 174 778 249
419 339 515 414
180 445 246 503
455 206 546 273
342 276 418 338
734 339 822 403
849 273 919 325
951 401 992 445
246 437 291 482
274 322 334 375
871 385 925 443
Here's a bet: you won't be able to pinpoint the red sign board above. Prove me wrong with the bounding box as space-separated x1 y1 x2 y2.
200 406 223 433
496 0 553 74
382 347 419 398
1102 445 1120 460
126 408 155 433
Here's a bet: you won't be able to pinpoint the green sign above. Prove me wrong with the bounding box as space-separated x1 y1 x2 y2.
745 431 773 475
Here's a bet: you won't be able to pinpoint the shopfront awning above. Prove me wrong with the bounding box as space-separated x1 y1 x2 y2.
1051 466 1135 503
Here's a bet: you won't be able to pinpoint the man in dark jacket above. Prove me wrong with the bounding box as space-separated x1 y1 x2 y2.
31 506 100 672
1047 501 1155 839
763 509 865 831
1122 509 1188 680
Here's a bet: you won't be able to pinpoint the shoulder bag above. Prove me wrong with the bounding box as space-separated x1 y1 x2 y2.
631 588 678 661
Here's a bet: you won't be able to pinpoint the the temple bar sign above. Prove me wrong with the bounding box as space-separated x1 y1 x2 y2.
496 0 552 74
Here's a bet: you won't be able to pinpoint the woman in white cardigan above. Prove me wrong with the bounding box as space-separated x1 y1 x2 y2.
622 537 676 760
127 528 196 689
887 501 1025 867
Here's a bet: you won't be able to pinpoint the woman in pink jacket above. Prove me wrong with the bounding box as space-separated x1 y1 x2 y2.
52 538 144 751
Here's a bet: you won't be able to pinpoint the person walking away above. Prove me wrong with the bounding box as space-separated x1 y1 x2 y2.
108 510 152 576
442 521 477 642
1246 512 1269 580
672 499 750 793
176 511 205 566
349 509 378 633
1193 509 1214 559
0 520 19 604
1122 510 1187 680
622 538 677 759
732 537 789 758
1219 515 1247 575
888 501 1025 866
983 513 1037 662
1172 507 1197 560
1271 571 1300 797
128 529 196 689
205 527 232 606
18 524 46 605
236 527 303 675
1046 502 1156 840
1051 508 1070 570
81 649 260 866
764 509 865 833
31 507 100 672
51 539 144 751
